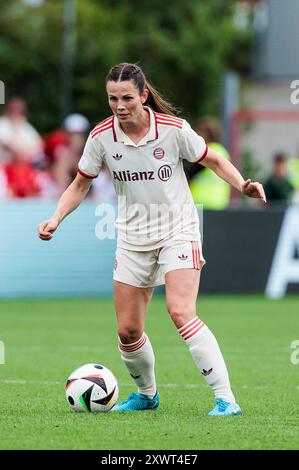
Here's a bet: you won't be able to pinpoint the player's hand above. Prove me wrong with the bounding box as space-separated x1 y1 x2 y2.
241 179 267 203
38 217 59 241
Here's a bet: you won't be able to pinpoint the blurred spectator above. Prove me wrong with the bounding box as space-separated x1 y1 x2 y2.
43 113 90 195
64 113 90 180
4 150 40 198
263 152 294 205
43 129 68 164
189 117 231 209
0 97 44 166
35 165 61 199
0 161 9 199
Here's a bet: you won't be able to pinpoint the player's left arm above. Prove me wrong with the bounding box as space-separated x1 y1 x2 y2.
201 147 267 203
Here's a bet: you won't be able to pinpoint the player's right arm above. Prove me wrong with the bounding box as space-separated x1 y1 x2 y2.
38 173 93 241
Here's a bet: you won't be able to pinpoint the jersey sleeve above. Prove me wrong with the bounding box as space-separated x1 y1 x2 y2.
78 135 104 179
178 120 208 163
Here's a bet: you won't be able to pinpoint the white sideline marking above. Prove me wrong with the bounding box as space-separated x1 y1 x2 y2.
0 379 203 387
1 379 61 385
0 379 270 390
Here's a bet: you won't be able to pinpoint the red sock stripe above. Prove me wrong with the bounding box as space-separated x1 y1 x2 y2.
119 334 147 352
179 317 205 341
191 241 200 269
183 322 205 340
179 317 199 335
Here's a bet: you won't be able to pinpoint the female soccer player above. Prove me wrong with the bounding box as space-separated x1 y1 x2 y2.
38 63 266 416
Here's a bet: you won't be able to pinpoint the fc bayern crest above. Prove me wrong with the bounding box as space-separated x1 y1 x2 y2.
153 148 165 160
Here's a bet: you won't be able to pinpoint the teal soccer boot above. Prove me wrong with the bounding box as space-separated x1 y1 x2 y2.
111 392 159 412
208 398 242 416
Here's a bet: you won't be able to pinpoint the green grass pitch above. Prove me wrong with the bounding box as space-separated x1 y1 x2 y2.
0 295 298 450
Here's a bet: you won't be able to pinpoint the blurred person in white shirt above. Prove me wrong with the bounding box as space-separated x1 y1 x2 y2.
0 97 44 165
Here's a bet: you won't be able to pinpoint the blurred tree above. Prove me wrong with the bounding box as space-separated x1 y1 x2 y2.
0 0 252 133
0 0 63 131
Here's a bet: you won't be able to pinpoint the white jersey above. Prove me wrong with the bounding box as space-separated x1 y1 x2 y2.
78 107 207 250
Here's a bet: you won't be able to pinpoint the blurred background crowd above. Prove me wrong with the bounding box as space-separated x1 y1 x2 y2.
0 97 116 201
1 0 299 207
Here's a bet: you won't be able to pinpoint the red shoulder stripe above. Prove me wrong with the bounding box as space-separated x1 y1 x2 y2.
91 123 113 139
91 119 113 135
91 116 113 134
92 115 114 130
92 120 113 132
156 119 183 129
112 116 117 142
154 112 183 124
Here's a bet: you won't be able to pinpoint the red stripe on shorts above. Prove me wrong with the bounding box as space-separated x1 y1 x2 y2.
191 241 201 270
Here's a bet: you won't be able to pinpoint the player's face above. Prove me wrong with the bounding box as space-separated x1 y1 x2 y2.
106 80 148 124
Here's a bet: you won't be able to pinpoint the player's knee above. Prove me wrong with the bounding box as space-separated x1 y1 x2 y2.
166 302 194 328
118 327 143 345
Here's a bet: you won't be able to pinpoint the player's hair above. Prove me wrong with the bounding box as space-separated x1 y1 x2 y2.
106 63 178 116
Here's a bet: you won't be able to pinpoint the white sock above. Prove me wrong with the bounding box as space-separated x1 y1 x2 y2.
118 333 157 398
178 317 236 403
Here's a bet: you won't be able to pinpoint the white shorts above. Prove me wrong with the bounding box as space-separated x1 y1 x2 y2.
113 240 205 288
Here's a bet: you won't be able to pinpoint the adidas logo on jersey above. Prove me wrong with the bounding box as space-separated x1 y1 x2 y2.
112 153 122 160
112 170 155 182
178 254 188 261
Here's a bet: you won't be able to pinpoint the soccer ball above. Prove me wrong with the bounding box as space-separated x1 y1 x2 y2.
66 363 119 412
